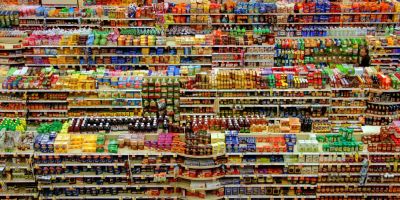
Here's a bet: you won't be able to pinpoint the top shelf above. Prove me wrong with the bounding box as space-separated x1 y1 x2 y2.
157 12 399 16
24 45 274 48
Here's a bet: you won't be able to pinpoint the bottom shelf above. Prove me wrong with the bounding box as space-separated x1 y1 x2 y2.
41 194 180 199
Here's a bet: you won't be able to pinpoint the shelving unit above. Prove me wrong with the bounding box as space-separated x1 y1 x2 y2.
0 0 399 199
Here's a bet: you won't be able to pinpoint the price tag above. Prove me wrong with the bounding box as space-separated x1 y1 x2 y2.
96 186 100 190
394 161 398 172
87 165 92 169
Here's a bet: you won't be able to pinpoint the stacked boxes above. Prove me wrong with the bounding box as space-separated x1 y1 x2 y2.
211 132 226 155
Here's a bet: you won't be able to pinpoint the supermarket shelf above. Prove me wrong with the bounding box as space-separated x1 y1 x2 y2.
276 36 365 39
181 87 331 93
219 96 328 100
130 163 177 167
319 163 364 166
180 113 216 116
331 120 361 124
212 53 241 55
24 54 83 57
365 113 400 118
28 100 67 103
177 182 222 191
331 87 366 91
38 183 128 189
377 46 400 48
317 193 400 197
212 60 241 62
46 24 80 27
329 113 364 117
0 193 36 197
0 89 141 93
179 97 216 100
179 164 222 169
226 152 319 156
225 162 319 166
28 117 68 120
101 18 155 21
3 164 30 169
371 53 400 56
159 12 399 16
19 23 45 26
178 175 224 181
1 179 36 183
101 26 157 29
131 174 175 178
29 110 68 112
68 106 142 109
47 173 129 179
331 97 368 100
62 54 212 57
330 106 367 109
0 99 25 103
181 195 222 200
0 110 26 112
219 104 278 108
179 104 214 108
224 195 316 199
225 174 319 178
35 162 126 167
40 194 180 200
19 16 45 20
167 23 208 25
369 88 400 93
244 52 274 55
318 173 361 177
371 63 399 66
23 44 272 48
0 61 25 65
223 183 316 187
0 55 23 58
281 104 330 107
244 60 274 62
368 101 400 105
